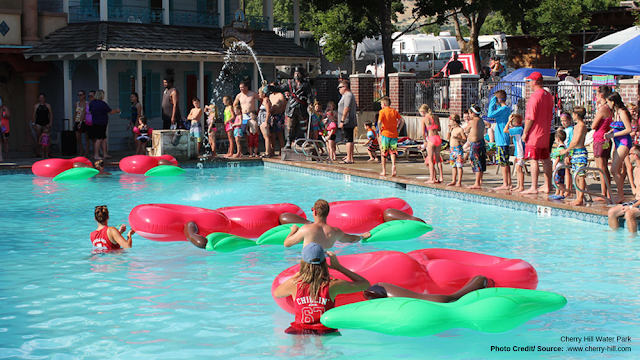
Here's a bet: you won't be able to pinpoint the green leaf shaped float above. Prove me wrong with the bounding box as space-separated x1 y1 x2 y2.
320 288 567 337
204 232 258 253
363 220 433 243
53 167 99 181
256 224 305 245
144 165 185 177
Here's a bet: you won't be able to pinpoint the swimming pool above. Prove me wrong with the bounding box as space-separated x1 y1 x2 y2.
0 165 638 359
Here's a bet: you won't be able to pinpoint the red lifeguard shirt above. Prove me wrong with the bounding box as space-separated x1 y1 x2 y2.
90 227 120 250
524 88 553 148
292 283 335 331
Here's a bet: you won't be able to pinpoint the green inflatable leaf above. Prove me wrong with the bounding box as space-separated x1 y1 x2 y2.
363 220 433 243
53 167 99 181
144 165 185 177
320 288 566 337
256 224 305 245
204 232 257 252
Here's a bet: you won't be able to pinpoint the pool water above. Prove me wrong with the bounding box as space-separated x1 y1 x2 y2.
0 166 638 359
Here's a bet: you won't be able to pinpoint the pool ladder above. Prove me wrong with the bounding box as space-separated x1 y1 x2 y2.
293 138 332 164
552 165 613 205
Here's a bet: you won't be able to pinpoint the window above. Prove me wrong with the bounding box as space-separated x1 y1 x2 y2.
119 72 135 118
143 72 161 118
198 0 218 14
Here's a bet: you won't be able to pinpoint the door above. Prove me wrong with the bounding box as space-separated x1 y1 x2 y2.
185 73 198 112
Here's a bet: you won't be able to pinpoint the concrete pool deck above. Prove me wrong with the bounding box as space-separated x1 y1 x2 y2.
1 146 630 221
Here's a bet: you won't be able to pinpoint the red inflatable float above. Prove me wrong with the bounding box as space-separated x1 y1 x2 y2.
271 249 538 314
325 198 413 233
32 157 93 177
119 155 178 174
129 203 306 241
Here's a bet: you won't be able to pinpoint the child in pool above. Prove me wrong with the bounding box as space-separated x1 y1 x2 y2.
230 105 243 158
364 121 379 162
39 125 51 158
445 114 466 186
94 159 112 176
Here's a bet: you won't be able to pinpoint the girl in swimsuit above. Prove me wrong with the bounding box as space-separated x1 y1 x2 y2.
419 104 443 184
605 92 633 203
591 86 613 200
273 244 370 335
90 205 134 252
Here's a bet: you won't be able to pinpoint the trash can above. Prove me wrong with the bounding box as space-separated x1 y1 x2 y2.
61 130 76 156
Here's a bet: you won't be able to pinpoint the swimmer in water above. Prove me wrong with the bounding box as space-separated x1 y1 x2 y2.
90 205 134 250
284 199 371 249
94 160 111 176
273 243 370 335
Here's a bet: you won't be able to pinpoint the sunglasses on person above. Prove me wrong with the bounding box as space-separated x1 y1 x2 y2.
338 86 345 89
78 93 85 97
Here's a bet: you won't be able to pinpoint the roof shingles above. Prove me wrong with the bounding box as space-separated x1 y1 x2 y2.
26 22 318 58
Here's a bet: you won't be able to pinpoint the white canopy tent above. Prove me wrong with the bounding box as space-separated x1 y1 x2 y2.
584 26 640 52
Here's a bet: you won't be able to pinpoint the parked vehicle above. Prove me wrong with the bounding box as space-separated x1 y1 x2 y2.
365 54 408 77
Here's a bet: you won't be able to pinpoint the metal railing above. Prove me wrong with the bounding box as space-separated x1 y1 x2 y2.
293 139 331 163
411 78 451 115
553 164 613 205
171 10 219 27
69 5 100 22
109 6 163 24
246 15 269 30
274 21 296 39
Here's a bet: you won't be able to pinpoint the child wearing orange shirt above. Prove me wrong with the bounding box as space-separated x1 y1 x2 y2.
377 96 403 177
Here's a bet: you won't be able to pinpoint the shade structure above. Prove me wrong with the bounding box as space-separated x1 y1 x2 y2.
584 26 640 52
581 33 640 75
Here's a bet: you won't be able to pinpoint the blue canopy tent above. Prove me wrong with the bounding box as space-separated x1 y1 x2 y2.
581 33 640 75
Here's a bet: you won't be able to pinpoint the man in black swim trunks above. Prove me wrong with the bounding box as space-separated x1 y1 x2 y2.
267 67 313 149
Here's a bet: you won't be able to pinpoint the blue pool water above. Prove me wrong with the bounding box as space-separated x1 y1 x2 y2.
1 166 638 359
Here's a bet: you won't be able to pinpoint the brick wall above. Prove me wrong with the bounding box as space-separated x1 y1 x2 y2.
618 80 640 106
448 74 480 117
314 75 341 109
349 73 375 110
389 73 415 114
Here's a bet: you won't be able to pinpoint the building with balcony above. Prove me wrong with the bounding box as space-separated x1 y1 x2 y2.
0 0 317 152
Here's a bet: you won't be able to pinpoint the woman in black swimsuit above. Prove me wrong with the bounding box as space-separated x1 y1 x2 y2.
32 93 53 157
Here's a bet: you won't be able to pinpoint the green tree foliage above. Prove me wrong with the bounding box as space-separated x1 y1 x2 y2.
309 3 377 63
524 0 616 57
244 0 315 30
480 13 523 36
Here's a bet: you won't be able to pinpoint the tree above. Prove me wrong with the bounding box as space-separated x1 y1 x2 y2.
413 0 539 72
524 0 618 63
309 4 377 73
308 0 420 95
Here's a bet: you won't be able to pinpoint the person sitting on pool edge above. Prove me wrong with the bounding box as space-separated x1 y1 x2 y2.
91 205 134 250
284 199 372 249
273 243 370 335
608 144 640 235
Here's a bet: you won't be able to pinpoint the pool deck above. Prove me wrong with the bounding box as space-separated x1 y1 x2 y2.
1 146 627 219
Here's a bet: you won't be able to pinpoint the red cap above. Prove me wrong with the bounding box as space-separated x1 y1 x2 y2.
525 71 543 82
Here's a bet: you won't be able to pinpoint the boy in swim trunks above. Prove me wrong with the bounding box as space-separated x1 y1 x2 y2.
247 110 260 157
608 144 640 235
550 130 568 199
560 107 588 206
364 121 379 162
465 104 486 189
378 96 402 177
488 90 512 191
445 114 466 186
505 114 525 192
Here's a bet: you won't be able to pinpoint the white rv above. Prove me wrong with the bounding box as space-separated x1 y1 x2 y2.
364 33 461 77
